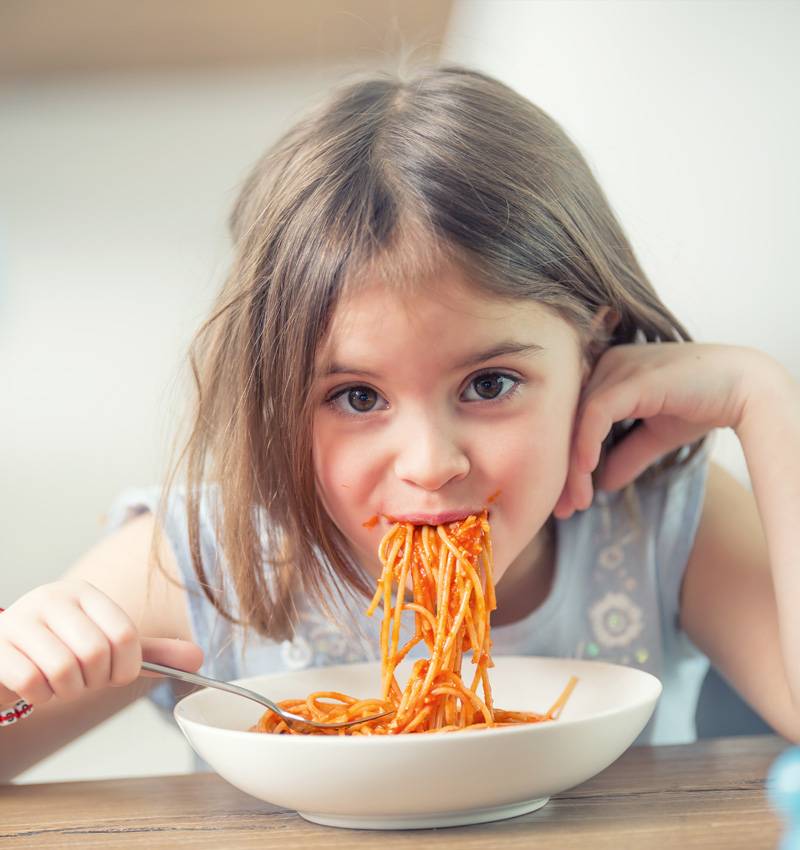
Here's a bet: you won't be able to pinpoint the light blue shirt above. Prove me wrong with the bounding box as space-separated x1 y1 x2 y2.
105 443 710 767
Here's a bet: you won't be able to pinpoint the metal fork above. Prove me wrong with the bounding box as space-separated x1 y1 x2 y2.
141 661 393 730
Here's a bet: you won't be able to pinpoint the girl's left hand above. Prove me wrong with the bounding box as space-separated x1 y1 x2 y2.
553 342 765 520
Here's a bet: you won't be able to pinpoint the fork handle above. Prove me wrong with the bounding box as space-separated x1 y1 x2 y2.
140 660 391 729
140 661 283 716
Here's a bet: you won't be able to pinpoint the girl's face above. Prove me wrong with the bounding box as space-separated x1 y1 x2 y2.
312 265 588 586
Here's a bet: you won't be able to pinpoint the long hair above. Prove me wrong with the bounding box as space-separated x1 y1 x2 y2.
152 64 705 643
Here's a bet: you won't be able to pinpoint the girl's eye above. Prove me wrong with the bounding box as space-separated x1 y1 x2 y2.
327 385 388 415
461 372 521 402
326 372 521 415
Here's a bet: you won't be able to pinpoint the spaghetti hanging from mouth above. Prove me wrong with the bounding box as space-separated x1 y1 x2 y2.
249 511 577 735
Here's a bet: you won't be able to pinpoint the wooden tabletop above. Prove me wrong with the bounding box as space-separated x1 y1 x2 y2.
0 735 788 849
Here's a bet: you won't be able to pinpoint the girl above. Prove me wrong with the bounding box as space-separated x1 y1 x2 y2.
2 64 798 780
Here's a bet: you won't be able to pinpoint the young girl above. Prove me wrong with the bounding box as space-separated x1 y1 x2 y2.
2 64 798 779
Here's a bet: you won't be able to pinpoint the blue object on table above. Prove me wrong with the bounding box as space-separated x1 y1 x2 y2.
767 746 800 850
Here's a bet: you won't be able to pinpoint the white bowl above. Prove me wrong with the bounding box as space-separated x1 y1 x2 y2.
173 655 661 830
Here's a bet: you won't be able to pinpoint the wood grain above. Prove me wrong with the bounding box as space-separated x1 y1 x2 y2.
0 735 787 849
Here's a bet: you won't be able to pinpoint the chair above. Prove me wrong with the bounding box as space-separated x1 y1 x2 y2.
694 665 772 738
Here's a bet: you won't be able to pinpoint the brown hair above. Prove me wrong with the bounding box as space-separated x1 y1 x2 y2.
153 63 706 643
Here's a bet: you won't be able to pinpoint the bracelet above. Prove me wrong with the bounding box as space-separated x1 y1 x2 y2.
0 700 34 726
0 607 35 726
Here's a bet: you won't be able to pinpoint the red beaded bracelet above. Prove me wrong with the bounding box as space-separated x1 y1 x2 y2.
0 607 35 726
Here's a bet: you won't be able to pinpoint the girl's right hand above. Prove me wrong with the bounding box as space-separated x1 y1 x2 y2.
0 579 204 708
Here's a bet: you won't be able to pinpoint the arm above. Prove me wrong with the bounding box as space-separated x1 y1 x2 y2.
1 513 195 783
736 355 800 710
680 461 799 741
554 339 800 741
681 354 800 741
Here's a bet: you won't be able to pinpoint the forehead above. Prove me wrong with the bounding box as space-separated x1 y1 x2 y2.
317 266 580 367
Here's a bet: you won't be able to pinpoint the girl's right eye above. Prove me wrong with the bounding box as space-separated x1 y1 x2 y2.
326 385 389 416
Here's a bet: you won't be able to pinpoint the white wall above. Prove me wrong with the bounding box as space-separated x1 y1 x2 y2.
442 0 800 480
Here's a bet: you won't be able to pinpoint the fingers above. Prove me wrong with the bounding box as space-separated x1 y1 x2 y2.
140 636 204 677
0 580 206 712
0 639 55 706
597 423 666 493
554 464 593 520
0 580 146 708
574 382 648 476
552 487 573 521
559 373 691 520
554 405 611 520
556 341 721 520
555 379 645 520
42 600 112 690
3 621 83 703
77 584 141 686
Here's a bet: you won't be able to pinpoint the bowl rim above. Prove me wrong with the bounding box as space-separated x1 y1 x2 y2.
173 655 663 744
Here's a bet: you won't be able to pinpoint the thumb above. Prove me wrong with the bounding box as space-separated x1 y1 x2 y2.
139 636 204 677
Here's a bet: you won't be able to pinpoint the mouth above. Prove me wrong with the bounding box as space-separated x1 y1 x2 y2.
386 508 488 526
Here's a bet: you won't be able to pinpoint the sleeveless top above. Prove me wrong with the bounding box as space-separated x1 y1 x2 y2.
104 443 710 769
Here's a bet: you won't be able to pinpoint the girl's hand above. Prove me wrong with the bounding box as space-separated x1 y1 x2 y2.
0 579 203 709
553 342 764 520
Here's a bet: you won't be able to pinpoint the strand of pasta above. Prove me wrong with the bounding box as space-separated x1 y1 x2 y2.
249 512 577 735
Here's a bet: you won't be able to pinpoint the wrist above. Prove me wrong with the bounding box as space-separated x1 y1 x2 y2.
735 347 796 437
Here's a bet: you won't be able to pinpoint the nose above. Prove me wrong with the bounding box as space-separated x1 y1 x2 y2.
392 412 470 491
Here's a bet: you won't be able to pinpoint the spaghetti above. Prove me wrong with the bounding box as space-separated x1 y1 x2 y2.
249 511 577 735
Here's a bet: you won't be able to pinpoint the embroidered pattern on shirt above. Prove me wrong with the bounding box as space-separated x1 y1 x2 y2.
577 488 658 671
589 592 644 648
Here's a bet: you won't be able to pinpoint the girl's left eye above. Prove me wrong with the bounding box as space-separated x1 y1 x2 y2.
327 385 389 415
461 372 521 402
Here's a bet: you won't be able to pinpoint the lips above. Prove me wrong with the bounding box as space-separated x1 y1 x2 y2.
388 509 486 525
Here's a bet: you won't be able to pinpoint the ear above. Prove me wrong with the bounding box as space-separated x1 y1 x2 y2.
582 306 621 382
589 305 620 338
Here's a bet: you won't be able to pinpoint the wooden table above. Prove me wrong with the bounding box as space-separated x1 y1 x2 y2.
0 735 788 848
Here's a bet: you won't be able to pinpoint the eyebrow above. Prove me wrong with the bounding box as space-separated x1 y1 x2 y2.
322 341 545 379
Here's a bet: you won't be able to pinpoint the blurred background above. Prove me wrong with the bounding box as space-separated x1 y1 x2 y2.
1 0 798 783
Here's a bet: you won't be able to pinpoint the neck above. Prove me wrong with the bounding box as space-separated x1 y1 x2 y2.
491 518 556 627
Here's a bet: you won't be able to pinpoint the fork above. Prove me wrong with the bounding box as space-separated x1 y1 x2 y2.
141 661 393 730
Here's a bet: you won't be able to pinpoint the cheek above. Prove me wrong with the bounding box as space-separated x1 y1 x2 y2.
312 417 383 561
484 399 577 577
314 419 378 491
492 378 578 480
490 413 571 506
313 418 359 509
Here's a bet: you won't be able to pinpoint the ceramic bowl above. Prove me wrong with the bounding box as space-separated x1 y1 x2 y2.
173 655 661 829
